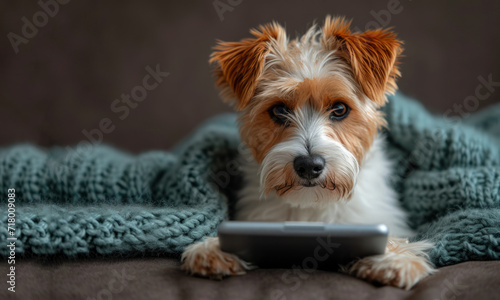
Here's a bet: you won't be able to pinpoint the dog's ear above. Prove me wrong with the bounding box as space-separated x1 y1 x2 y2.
322 16 403 106
210 22 285 110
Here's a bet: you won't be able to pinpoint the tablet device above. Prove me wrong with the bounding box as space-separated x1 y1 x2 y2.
218 221 388 270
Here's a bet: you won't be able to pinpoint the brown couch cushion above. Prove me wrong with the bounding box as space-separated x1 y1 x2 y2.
1 258 498 299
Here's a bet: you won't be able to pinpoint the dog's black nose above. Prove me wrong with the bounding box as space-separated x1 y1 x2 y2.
293 155 325 180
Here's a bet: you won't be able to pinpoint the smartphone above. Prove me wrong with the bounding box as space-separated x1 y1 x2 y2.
218 221 388 270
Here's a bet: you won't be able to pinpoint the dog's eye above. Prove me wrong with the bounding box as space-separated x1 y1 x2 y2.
328 102 350 120
269 104 290 125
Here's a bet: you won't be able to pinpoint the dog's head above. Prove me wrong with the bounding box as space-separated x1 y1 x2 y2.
210 16 402 207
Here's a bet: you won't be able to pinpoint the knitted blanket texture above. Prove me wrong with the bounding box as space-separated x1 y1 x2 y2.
1 94 499 267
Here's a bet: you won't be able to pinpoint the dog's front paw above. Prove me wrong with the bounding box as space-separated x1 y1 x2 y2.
346 239 435 290
181 237 251 279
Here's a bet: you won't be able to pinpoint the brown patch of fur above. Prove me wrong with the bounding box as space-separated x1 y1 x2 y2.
323 108 381 164
239 96 295 163
322 16 403 105
210 22 286 110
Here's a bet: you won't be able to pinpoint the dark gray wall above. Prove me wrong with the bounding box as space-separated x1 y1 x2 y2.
1 0 499 152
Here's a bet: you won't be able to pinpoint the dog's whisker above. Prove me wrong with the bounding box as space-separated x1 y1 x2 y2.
282 184 294 194
276 183 289 191
328 182 336 191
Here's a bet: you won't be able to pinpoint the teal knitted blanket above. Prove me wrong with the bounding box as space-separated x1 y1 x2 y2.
1 94 499 267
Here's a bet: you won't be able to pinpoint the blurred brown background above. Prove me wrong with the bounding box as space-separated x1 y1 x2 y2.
1 0 499 152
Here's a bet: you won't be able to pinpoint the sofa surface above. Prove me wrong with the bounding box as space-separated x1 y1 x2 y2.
1 258 499 299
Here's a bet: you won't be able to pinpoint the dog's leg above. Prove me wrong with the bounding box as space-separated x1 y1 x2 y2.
181 237 252 279
345 237 435 290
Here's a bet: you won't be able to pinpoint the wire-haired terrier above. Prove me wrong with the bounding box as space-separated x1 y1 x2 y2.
182 16 435 289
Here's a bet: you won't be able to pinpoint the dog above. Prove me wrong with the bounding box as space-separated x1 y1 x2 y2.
181 16 435 289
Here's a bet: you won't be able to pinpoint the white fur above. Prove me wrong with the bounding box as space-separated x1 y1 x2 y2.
236 134 414 238
259 105 359 205
258 25 359 100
